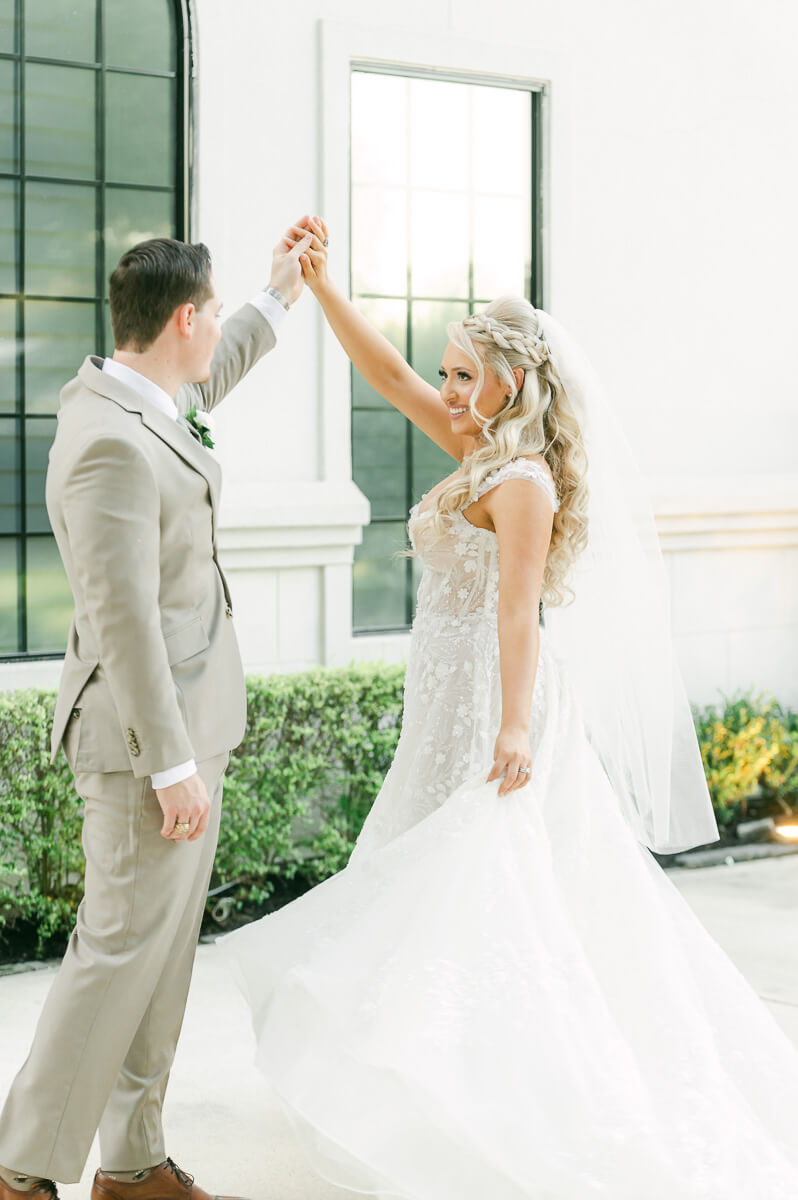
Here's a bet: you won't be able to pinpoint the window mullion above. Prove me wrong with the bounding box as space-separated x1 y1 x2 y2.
16 0 26 653
404 78 413 628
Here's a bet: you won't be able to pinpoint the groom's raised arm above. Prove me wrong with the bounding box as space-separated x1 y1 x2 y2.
180 223 312 415
184 300 277 415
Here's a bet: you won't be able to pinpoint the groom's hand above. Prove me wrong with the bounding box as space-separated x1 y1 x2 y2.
156 773 211 843
291 215 329 293
268 221 313 307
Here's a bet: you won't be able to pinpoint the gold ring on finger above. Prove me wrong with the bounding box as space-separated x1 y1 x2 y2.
173 821 190 835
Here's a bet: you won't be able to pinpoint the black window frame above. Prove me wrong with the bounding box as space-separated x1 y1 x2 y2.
0 0 195 663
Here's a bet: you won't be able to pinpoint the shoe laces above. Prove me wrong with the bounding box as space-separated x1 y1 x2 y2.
164 1160 194 1191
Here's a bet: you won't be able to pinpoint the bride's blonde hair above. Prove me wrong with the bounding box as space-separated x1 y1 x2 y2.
429 296 588 607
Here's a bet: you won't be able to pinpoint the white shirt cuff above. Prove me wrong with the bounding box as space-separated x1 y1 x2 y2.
248 290 288 334
151 759 197 789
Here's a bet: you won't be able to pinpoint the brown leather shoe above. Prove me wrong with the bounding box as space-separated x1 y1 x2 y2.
92 1159 248 1200
0 1180 58 1200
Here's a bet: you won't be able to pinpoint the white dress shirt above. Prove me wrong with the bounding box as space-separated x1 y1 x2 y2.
101 292 286 790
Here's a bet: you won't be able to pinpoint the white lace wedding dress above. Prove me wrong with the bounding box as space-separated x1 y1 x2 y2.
220 459 798 1199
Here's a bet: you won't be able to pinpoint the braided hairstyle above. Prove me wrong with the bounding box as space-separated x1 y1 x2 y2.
430 295 588 607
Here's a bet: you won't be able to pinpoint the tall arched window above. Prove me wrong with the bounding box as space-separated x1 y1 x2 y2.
0 0 191 659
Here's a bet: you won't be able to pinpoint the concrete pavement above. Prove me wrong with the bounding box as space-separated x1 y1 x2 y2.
0 855 796 1200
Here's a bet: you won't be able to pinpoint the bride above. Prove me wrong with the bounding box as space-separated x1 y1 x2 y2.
219 216 798 1198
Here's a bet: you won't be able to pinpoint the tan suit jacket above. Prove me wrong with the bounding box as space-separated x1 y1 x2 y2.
46 303 276 777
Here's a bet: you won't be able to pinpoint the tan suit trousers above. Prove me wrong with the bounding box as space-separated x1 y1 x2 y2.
0 748 229 1183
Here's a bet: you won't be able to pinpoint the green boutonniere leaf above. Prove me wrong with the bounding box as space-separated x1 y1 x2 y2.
184 404 215 449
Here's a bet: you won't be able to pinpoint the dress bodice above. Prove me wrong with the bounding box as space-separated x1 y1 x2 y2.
408 458 559 626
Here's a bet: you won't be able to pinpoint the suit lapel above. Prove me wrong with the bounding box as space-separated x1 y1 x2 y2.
76 356 222 541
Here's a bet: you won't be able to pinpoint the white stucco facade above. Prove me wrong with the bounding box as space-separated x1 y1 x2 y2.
3 0 797 706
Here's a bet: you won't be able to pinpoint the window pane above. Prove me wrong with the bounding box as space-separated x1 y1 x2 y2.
353 522 408 632
411 299 469 387
106 73 174 186
104 187 173 278
0 297 16 412
25 0 96 63
473 194 529 299
353 408 408 520
0 0 15 54
25 181 97 297
412 423 457 501
351 184 407 297
0 58 17 173
351 72 407 188
472 87 531 198
352 297 406 412
0 537 18 653
25 63 96 180
26 535 73 652
0 416 18 532
25 416 54 532
0 178 17 293
25 300 95 414
409 77 469 190
104 0 175 73
410 190 469 298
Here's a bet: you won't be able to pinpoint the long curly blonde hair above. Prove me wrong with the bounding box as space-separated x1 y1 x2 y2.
428 296 589 607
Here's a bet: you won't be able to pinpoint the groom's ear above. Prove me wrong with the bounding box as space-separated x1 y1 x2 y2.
174 301 197 340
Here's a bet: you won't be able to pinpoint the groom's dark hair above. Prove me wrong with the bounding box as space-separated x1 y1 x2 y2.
109 237 214 352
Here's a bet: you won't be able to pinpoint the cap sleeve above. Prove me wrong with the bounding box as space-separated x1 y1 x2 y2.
474 459 560 512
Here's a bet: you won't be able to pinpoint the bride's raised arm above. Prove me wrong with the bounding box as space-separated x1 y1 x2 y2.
287 215 464 461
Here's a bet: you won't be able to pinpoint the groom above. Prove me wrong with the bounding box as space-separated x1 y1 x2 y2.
0 222 313 1199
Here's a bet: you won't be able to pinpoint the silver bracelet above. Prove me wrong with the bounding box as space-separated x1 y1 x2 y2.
265 285 290 311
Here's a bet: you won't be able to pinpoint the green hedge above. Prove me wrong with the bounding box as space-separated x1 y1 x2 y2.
0 690 85 957
0 665 404 961
1 674 797 962
692 695 798 830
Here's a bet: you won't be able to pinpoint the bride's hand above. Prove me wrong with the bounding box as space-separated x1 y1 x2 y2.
288 214 329 294
487 727 532 795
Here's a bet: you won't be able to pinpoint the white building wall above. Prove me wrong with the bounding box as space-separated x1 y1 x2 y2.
4 0 797 705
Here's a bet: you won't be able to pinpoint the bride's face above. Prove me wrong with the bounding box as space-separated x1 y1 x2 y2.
438 341 509 437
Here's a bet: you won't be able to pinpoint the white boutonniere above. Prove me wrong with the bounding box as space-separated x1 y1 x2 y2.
181 404 215 449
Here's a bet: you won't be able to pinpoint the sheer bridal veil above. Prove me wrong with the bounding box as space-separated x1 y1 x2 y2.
538 311 719 855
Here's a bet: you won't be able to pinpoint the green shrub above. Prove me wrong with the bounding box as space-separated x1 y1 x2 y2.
692 694 798 829
0 690 84 957
214 663 404 907
0 665 405 962
2 675 797 962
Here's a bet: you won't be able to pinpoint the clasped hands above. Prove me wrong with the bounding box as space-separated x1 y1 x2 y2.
268 214 330 306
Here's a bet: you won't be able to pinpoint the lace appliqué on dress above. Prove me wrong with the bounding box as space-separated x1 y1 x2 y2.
474 458 560 512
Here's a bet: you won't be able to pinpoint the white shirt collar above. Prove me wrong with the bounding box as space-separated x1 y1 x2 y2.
102 358 178 422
